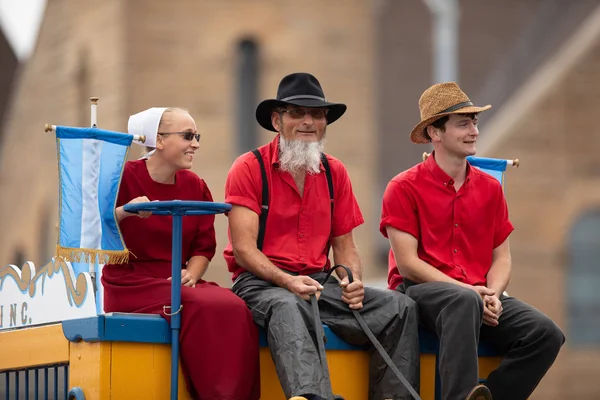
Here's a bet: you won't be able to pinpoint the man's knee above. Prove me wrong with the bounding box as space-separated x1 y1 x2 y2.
393 291 418 320
370 289 418 322
534 315 565 355
266 293 314 343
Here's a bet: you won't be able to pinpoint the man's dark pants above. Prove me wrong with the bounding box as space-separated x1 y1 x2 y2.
399 281 564 400
233 271 421 400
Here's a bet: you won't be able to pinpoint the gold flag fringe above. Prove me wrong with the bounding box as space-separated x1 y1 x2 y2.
55 245 129 265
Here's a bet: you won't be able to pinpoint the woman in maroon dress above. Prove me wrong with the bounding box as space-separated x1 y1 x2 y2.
102 107 260 400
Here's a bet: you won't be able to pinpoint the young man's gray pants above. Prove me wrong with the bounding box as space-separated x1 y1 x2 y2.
400 281 565 400
233 271 420 400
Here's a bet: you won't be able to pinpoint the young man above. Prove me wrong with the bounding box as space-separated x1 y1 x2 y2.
380 82 565 400
225 72 420 400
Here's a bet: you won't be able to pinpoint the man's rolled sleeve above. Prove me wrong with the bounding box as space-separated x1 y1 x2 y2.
380 180 419 239
331 163 364 238
224 157 262 216
493 187 514 248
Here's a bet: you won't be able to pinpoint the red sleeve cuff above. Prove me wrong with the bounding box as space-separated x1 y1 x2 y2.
332 215 364 238
379 216 419 239
189 250 216 261
494 222 514 248
225 195 261 215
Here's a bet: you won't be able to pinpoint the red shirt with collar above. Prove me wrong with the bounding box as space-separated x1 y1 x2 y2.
224 135 364 281
380 153 514 290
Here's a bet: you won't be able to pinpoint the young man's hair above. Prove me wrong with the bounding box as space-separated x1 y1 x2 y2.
424 113 478 141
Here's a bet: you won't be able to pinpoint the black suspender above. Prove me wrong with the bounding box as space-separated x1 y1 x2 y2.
320 153 334 259
252 150 334 257
252 149 269 251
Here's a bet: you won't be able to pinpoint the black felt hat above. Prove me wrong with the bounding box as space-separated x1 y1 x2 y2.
256 72 347 132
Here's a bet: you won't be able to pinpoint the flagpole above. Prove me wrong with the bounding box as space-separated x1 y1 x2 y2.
89 97 99 290
44 124 146 144
90 97 98 128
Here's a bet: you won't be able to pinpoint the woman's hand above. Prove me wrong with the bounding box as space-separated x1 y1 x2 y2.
168 268 198 287
116 196 151 222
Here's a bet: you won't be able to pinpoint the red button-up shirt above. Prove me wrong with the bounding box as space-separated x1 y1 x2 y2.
380 153 514 290
224 135 364 281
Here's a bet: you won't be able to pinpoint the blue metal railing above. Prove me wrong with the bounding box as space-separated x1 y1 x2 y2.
0 365 68 400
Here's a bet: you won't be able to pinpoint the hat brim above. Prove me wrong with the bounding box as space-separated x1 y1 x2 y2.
410 105 492 144
256 98 347 132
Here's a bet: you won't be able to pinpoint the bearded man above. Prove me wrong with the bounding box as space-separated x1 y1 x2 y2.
223 73 420 400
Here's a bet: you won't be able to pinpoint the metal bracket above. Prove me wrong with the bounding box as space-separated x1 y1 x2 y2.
163 305 183 316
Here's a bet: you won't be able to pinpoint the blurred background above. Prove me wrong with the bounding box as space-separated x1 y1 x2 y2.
0 0 599 397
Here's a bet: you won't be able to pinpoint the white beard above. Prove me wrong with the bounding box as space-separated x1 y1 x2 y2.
279 134 326 174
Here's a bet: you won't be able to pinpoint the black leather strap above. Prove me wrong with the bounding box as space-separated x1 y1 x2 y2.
320 265 422 400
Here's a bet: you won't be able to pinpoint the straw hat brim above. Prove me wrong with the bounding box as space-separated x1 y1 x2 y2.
256 98 347 132
410 104 492 144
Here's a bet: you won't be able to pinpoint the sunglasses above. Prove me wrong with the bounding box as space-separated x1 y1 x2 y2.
282 108 328 120
158 131 201 142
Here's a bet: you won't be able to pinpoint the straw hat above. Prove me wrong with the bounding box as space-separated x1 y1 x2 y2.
410 82 491 144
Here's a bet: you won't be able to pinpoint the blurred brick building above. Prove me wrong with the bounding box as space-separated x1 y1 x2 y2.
0 25 18 148
1 1 599 397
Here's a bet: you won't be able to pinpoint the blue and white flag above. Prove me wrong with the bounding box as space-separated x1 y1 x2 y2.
55 126 133 265
467 156 508 187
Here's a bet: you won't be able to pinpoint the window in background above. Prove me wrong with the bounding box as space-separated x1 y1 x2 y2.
235 38 259 156
568 209 600 345
12 247 25 269
37 204 53 267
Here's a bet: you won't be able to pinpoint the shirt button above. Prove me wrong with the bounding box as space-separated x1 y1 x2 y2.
454 223 459 228
453 249 458 253
444 183 447 186
301 258 305 262
299 233 304 238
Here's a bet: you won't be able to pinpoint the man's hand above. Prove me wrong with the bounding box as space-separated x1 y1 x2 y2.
283 275 323 301
339 277 365 310
167 268 198 287
469 285 496 299
483 294 502 327
466 285 499 326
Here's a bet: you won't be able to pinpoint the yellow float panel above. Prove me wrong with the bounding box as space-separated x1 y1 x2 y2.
0 324 69 371
69 341 111 400
260 349 440 400
110 342 191 400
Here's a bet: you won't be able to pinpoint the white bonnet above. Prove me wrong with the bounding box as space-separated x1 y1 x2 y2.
128 107 168 148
